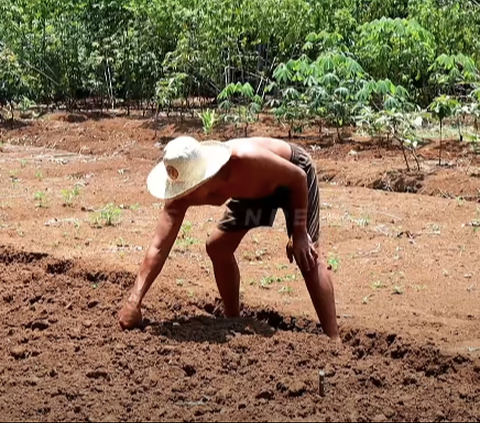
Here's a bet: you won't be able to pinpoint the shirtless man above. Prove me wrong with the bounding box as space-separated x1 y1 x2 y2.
118 135 340 341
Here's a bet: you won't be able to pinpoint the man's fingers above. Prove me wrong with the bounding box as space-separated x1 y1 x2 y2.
286 240 294 263
287 249 293 263
308 251 316 271
303 254 312 273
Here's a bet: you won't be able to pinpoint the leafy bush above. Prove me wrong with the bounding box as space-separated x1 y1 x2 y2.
0 0 478 110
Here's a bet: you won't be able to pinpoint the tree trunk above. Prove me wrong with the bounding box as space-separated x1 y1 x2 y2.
108 63 114 110
42 17 47 99
399 138 411 172
154 105 160 138
438 120 443 166
411 148 421 171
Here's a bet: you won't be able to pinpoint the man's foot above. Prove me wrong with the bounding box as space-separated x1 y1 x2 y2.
119 301 143 330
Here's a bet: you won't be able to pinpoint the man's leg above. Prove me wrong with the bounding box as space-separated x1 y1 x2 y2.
206 227 249 317
299 244 340 341
285 143 340 340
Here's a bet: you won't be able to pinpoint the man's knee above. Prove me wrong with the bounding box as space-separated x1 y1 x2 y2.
206 231 238 259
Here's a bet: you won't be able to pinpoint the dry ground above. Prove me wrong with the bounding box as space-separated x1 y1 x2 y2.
0 111 479 421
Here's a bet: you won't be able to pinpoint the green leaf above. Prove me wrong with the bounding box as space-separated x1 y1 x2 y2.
384 95 400 111
320 72 340 87
334 86 349 99
241 82 254 98
317 55 335 73
375 79 394 95
273 63 293 85
264 83 277 94
305 32 319 43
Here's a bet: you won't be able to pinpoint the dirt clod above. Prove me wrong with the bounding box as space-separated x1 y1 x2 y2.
182 364 197 377
87 300 99 309
277 378 307 397
324 364 336 377
30 320 50 331
3 294 14 303
86 369 110 380
256 389 274 400
10 346 26 360
403 374 419 386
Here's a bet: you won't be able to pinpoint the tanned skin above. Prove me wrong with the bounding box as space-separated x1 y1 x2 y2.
118 137 340 341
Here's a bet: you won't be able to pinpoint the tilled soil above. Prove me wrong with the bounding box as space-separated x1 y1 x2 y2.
1 246 479 422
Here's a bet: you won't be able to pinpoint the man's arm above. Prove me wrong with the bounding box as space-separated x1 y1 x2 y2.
119 200 187 329
241 145 316 271
242 145 309 235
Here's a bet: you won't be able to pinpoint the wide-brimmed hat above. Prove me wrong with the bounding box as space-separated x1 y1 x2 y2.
146 136 232 200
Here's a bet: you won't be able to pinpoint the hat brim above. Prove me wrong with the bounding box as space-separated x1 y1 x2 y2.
146 141 232 200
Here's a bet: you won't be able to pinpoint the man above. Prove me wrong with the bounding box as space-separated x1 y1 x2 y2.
118 135 340 341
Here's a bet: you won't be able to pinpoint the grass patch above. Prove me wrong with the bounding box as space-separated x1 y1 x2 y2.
90 203 122 227
327 253 340 272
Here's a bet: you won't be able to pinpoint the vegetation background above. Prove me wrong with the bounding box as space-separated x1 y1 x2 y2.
1 0 480 168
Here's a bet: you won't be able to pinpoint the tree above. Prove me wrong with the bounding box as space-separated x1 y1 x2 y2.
355 17 436 104
428 53 480 100
0 45 28 119
218 82 263 137
154 72 187 136
428 95 460 166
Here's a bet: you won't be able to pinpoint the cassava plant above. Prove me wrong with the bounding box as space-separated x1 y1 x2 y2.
218 82 263 137
428 95 460 166
373 110 422 171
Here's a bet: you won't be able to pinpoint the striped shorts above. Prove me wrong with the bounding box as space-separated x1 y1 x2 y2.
217 143 320 243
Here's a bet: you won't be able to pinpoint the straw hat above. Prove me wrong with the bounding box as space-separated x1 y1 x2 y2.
146 136 232 200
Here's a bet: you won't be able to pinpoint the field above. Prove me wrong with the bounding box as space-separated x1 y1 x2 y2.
0 112 479 422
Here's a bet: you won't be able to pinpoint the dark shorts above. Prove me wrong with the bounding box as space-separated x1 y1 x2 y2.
217 143 320 243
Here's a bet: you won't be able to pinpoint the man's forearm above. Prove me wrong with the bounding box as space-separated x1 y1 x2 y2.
128 244 171 305
128 204 185 306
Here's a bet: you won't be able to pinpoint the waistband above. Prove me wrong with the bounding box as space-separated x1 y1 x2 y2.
288 142 311 166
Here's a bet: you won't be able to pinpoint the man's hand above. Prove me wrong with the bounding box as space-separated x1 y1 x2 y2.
287 233 318 273
119 301 143 330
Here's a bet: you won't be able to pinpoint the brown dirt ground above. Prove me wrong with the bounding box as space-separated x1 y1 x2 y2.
1 111 480 422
